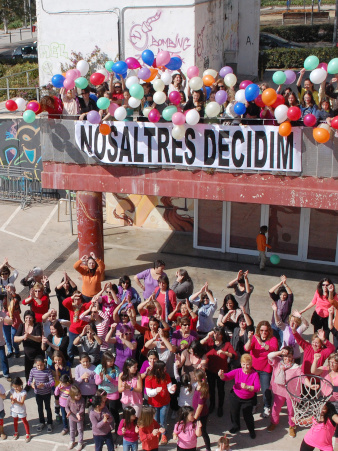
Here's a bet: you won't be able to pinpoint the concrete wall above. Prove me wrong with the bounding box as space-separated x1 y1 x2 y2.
237 0 260 76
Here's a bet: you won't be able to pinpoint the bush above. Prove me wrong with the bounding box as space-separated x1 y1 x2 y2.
0 62 39 101
261 24 334 42
261 0 335 5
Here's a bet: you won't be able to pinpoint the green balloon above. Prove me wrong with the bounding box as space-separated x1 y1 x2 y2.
23 110 36 123
162 105 177 121
272 71 286 85
304 55 319 71
328 58 338 75
75 77 88 89
105 61 115 72
129 84 144 100
97 97 110 110
270 254 281 265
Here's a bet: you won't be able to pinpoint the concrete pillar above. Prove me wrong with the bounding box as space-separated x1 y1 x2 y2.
76 191 104 261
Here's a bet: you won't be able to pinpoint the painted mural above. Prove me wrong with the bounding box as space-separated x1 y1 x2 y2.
106 193 194 232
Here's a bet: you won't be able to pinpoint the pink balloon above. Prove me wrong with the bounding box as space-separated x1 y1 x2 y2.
156 51 171 67
183 109 192 116
318 62 328 72
66 69 80 80
108 103 118 115
172 112 186 126
64 78 75 90
239 80 252 90
148 108 161 123
187 66 199 79
169 91 181 106
125 57 141 70
303 113 317 127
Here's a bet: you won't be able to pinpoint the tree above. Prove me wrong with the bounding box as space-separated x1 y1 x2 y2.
0 0 36 33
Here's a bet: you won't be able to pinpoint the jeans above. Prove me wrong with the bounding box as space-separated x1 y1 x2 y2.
271 324 283 346
93 432 114 451
0 345 9 377
67 331 79 364
60 405 68 430
36 393 53 425
123 439 138 451
257 370 272 408
154 403 169 435
3 325 19 354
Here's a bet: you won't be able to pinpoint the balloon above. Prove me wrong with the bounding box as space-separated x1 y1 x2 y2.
303 113 317 127
271 94 285 109
203 69 218 78
185 109 200 125
6 99 18 111
23 110 36 123
153 91 166 105
165 57 182 70
129 84 144 100
189 77 203 91
114 106 127 121
97 97 110 110
66 69 80 80
270 254 281 265
76 60 89 76
328 58 338 74
156 50 170 67
148 108 161 123
63 78 75 90
144 68 158 83
187 66 199 79
141 49 155 66
97 69 109 82
205 86 211 100
245 84 260 102
153 79 165 92
272 71 287 85
279 121 292 137
126 76 139 89
284 70 296 85
26 101 40 113
108 103 118 116
234 102 246 115
331 116 338 130
113 61 128 75
235 89 246 103
205 101 221 118
203 75 215 87
313 127 330 143
87 110 101 124
215 90 228 105
262 88 277 106
319 123 331 132
75 77 88 89
128 97 141 108
90 73 105 86
161 71 172 85
172 125 186 140
169 91 181 106
162 105 177 121
15 97 26 111
125 57 141 70
310 68 327 84
172 112 186 126
219 66 233 77
287 106 301 121
255 94 265 108
52 74 65 88
105 61 115 72
274 104 289 124
318 62 328 72
304 55 319 71
143 107 152 118
224 73 237 87
99 124 111 136
239 80 252 90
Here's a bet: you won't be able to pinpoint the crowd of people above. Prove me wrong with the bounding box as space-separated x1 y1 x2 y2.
0 255 338 451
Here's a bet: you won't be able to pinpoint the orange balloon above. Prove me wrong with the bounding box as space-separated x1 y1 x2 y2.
262 88 278 106
99 124 111 136
279 121 292 137
145 68 158 82
203 75 215 87
313 127 330 144
62 72 66 77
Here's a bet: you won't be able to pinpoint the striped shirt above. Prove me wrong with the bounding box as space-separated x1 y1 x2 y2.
28 367 55 395
79 310 110 350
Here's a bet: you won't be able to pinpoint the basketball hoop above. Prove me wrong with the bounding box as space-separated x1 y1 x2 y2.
286 374 333 427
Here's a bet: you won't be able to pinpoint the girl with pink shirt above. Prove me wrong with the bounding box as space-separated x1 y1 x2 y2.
118 358 143 417
173 406 202 451
300 402 338 451
117 406 139 451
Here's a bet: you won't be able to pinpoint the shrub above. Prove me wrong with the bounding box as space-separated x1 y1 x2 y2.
261 0 335 6
261 24 334 42
0 62 39 101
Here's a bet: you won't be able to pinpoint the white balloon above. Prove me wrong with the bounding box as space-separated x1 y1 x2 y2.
235 89 246 104
189 77 203 91
76 60 89 76
185 109 200 126
128 97 141 108
319 123 331 132
114 106 127 121
126 76 139 89
161 71 172 85
143 107 152 117
97 68 109 82
224 73 237 87
205 101 221 118
274 104 289 124
15 97 27 111
153 91 166 105
203 69 217 78
172 125 186 140
153 79 165 92
310 68 327 85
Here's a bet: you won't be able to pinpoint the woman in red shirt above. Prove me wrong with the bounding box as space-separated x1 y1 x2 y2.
153 276 177 322
39 95 63 118
22 283 49 323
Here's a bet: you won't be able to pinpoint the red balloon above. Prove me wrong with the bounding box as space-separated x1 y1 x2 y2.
5 99 18 111
331 116 338 130
303 114 317 127
26 101 40 113
90 72 105 86
287 106 301 121
239 80 252 90
169 91 181 106
271 94 285 109
255 94 265 108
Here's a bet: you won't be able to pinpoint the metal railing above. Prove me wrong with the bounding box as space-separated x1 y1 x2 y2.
0 68 39 100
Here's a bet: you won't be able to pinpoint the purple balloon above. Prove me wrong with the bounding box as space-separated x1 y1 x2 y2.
87 110 101 125
284 70 296 85
219 66 233 78
215 90 228 105
138 67 151 80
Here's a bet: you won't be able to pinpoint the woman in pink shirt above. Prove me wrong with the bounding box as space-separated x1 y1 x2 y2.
300 402 338 451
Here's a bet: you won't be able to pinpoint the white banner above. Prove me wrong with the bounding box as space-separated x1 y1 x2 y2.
75 122 302 172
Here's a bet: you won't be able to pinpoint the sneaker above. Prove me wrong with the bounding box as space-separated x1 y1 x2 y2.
47 424 53 433
37 423 45 432
289 426 296 438
68 442 75 450
4 375 11 382
62 428 69 435
267 423 276 432
160 434 168 445
76 443 83 451
55 414 62 424
13 433 19 440
262 407 271 418
25 434 31 443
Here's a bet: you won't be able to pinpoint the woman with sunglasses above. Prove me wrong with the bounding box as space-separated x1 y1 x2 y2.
73 323 102 365
105 324 137 371
109 75 126 106
22 283 49 323
78 86 99 120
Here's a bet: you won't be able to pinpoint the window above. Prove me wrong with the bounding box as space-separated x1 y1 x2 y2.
197 200 223 249
268 206 300 255
307 209 338 262
230 202 261 250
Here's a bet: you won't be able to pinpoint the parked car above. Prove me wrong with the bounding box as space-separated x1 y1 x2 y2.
260 33 304 50
12 42 38 60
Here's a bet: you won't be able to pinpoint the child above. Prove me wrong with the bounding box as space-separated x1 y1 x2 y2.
173 406 202 451
54 374 72 435
75 352 97 406
0 382 6 440
28 355 54 432
51 350 72 423
192 369 210 451
216 435 232 451
138 405 165 451
89 394 114 451
173 370 195 407
3 285 22 358
256 225 271 270
118 358 143 417
117 406 139 451
10 376 30 442
66 385 85 451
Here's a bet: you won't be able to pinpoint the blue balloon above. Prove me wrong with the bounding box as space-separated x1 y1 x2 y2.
234 102 246 115
52 74 65 88
245 84 260 102
165 57 182 70
141 49 155 66
205 86 211 100
113 61 128 75
116 72 127 80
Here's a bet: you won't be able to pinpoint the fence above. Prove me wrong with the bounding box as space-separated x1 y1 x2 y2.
0 68 39 101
